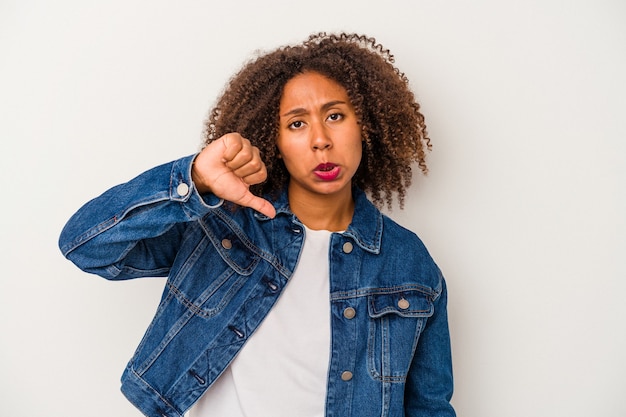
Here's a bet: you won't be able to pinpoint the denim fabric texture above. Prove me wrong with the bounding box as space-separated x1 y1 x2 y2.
59 155 455 417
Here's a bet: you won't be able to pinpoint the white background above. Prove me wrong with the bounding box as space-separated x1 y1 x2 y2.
1 1 624 416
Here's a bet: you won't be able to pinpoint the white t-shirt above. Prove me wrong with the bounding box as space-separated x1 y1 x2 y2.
191 227 332 417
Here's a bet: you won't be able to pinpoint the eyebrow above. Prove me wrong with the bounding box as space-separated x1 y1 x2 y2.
280 100 347 118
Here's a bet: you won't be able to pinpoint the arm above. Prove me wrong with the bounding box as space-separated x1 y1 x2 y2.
58 154 223 279
59 133 275 280
405 275 456 416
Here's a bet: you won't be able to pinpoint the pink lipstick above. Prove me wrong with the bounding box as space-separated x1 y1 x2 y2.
314 163 340 181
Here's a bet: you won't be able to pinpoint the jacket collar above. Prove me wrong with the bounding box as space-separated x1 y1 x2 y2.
256 187 383 255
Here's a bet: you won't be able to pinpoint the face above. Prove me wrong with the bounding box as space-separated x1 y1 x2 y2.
277 71 362 203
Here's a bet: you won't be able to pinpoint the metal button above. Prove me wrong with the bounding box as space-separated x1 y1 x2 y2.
176 182 190 197
343 307 356 319
342 242 353 254
398 298 410 309
221 239 232 249
341 371 353 381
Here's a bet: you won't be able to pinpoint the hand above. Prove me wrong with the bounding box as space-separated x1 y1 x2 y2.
192 133 276 218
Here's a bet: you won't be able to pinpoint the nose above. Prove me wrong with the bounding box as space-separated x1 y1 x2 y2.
311 122 332 150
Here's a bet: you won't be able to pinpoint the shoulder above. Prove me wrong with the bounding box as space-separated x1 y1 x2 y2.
380 214 423 248
380 214 431 259
379 214 443 291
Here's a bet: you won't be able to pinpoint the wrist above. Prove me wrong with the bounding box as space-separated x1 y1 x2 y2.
191 156 211 194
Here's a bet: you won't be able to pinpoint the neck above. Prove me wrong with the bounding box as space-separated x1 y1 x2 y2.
287 186 354 232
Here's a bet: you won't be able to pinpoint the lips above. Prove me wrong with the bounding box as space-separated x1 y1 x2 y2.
314 163 340 181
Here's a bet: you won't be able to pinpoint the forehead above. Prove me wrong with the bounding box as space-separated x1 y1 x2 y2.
280 72 350 108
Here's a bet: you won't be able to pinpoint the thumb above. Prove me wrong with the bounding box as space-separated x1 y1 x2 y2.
239 192 276 219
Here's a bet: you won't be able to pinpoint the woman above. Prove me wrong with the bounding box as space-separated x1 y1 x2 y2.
59 32 455 417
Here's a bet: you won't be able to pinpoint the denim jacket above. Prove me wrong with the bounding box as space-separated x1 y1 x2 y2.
59 154 455 417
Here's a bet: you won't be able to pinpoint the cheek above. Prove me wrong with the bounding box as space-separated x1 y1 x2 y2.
353 140 364 172
354 147 363 168
275 136 287 159
275 141 300 171
352 135 364 161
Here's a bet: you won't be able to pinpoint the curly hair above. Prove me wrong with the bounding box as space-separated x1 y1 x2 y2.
203 32 430 209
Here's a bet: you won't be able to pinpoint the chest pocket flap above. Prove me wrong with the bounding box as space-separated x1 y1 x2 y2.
201 216 260 276
368 289 434 319
214 233 259 275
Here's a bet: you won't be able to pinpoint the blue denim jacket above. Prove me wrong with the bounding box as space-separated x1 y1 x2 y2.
59 155 455 417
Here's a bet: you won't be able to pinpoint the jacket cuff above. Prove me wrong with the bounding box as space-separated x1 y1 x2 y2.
171 154 223 217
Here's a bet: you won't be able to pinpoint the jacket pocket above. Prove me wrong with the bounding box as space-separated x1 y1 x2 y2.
166 227 262 319
367 289 434 382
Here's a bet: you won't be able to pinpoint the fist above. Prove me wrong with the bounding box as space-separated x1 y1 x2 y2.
192 133 276 218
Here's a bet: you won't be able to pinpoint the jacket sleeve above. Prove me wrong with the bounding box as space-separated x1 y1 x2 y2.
405 273 456 416
58 154 223 280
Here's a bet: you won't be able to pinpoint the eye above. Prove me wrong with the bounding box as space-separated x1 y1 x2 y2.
288 120 305 130
327 113 343 122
